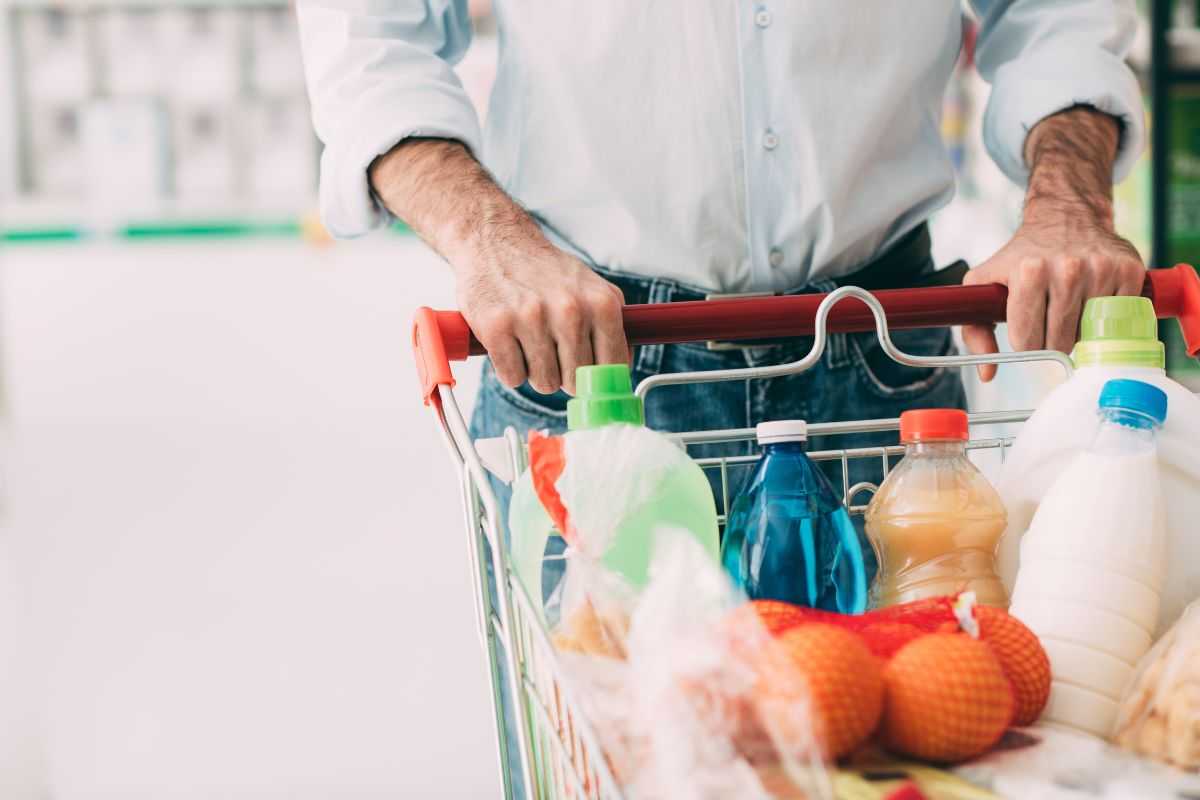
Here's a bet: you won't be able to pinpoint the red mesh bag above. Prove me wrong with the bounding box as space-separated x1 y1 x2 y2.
741 594 1052 727
744 596 961 659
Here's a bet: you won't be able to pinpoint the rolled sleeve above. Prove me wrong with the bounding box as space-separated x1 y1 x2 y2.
972 0 1146 186
296 0 482 238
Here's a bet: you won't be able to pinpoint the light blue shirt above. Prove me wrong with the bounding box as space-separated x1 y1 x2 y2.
298 1 1144 293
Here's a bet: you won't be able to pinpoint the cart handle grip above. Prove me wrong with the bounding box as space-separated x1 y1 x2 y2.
413 264 1200 405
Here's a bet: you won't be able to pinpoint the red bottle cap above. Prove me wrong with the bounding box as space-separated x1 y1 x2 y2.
883 782 929 800
899 408 968 443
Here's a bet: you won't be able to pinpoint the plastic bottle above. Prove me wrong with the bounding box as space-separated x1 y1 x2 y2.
720 421 872 614
1008 379 1168 737
865 409 1008 608
508 364 720 619
997 296 1200 632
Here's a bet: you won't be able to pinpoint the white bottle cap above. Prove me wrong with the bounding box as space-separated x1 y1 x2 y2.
756 420 808 445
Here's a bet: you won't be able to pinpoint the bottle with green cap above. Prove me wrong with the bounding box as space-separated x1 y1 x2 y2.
508 364 719 621
998 295 1200 633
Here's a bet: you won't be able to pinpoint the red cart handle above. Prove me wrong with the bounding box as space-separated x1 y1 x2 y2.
413 264 1200 405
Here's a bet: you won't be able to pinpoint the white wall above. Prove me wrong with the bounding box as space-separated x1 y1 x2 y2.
1 236 498 798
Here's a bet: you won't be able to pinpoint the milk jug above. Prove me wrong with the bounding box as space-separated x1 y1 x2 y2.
998 296 1200 631
1009 379 1168 737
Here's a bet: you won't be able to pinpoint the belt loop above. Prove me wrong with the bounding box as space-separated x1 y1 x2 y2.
633 279 670 375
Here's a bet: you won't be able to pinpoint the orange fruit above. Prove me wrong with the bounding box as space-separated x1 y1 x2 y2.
775 623 884 759
727 599 809 637
882 633 1014 763
974 606 1051 726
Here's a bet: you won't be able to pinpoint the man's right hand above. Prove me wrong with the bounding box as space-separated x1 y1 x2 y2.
454 240 628 395
370 138 629 395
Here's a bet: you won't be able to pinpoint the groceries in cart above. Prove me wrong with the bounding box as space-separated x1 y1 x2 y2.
508 363 720 624
740 593 1051 755
721 420 873 614
1115 598 1200 769
865 409 1009 609
999 296 1200 632
556 529 833 798
438 283 1200 797
1010 378 1169 738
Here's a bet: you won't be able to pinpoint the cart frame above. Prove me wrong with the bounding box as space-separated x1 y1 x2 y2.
414 274 1198 799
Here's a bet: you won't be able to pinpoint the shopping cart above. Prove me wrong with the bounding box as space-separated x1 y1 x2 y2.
412 266 1200 800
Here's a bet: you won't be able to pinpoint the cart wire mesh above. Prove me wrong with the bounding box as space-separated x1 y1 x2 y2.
437 286 1073 800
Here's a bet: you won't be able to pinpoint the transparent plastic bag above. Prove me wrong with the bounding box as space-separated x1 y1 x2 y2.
527 425 718 658
1113 599 1200 769
960 724 1200 799
557 529 832 800
527 425 826 796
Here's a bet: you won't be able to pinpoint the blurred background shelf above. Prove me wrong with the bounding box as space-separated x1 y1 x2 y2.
1 198 325 241
1167 68 1200 82
4 0 287 8
0 0 320 239
1150 0 1200 379
1 219 302 242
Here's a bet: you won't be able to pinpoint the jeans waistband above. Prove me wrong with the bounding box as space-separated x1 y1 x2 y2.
591 222 933 306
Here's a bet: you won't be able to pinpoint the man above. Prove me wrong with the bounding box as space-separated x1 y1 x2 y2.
297 0 1143 791
298 0 1143 433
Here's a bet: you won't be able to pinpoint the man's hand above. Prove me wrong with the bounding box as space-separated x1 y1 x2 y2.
962 107 1145 381
370 139 628 395
452 235 627 396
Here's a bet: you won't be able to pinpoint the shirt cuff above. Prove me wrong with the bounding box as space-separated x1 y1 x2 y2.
982 49 1146 186
317 85 483 239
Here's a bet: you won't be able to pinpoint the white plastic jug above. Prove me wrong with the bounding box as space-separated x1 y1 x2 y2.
1009 379 1168 737
998 297 1200 633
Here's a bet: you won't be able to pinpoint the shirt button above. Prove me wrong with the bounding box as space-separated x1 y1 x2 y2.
769 249 784 268
762 129 779 150
755 8 772 27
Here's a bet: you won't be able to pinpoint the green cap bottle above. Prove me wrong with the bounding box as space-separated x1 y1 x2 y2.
567 364 645 430
1072 296 1165 369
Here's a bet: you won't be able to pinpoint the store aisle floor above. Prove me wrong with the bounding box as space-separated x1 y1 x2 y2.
0 237 497 799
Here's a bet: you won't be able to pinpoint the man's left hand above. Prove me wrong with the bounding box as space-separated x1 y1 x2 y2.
962 218 1144 382
961 106 1145 382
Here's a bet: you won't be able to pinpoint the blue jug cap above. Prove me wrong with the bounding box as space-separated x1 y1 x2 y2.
1098 379 1168 425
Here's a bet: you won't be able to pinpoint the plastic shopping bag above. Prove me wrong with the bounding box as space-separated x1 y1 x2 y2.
525 425 826 797
1114 599 1200 769
558 529 831 800
526 424 718 658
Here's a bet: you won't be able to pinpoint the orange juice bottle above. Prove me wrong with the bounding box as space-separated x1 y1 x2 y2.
865 409 1008 608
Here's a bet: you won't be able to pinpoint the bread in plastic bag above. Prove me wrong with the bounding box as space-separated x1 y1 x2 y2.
1114 598 1200 769
556 527 832 800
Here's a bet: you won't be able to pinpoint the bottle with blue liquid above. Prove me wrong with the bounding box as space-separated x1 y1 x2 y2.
721 420 874 613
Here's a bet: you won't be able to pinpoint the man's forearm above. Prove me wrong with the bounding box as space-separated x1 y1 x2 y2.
368 137 629 394
1022 106 1121 230
368 138 556 272
962 105 1143 372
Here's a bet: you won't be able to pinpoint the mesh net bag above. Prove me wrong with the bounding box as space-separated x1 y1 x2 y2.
744 593 1053 729
744 595 962 659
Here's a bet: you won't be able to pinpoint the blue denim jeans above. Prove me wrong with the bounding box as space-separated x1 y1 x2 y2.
467 266 966 798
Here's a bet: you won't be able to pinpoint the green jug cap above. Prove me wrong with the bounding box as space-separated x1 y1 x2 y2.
567 364 645 430
1072 296 1165 369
